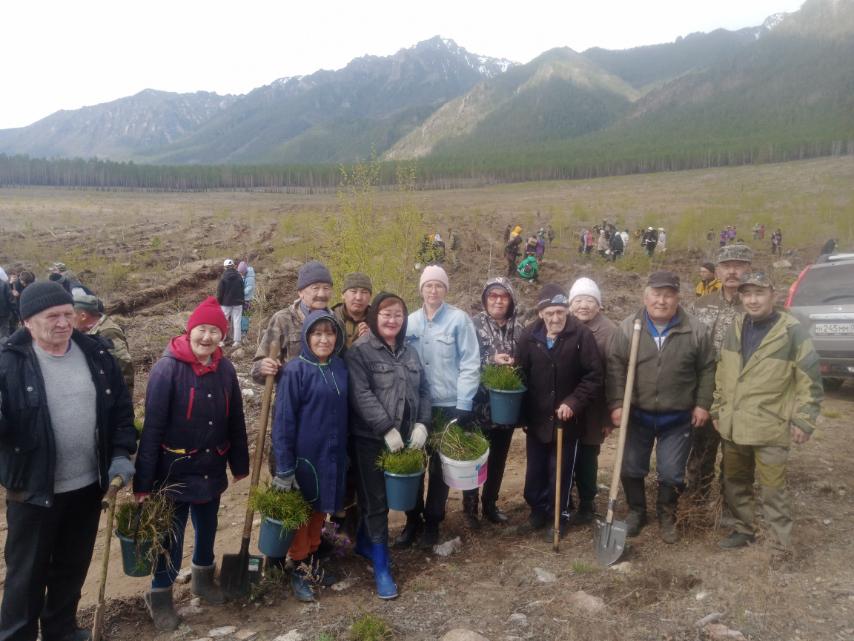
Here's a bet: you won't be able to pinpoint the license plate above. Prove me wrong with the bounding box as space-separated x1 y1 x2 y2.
815 323 854 335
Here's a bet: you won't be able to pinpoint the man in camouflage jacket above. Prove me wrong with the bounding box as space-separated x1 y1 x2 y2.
685 244 752 499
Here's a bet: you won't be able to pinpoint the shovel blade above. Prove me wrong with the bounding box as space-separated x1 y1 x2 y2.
220 552 251 600
593 518 628 567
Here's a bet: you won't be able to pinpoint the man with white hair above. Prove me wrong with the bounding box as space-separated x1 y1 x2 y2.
567 277 616 524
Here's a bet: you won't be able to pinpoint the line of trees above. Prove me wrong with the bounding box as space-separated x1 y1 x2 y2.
1 136 852 193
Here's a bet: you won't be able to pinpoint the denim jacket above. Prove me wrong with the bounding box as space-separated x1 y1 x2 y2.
406 303 480 410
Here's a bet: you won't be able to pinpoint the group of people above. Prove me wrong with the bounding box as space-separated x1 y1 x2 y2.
0 239 823 640
578 223 632 261
503 225 552 281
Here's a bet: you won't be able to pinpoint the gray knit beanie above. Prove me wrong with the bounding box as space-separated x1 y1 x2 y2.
20 281 74 319
297 261 333 290
343 272 373 293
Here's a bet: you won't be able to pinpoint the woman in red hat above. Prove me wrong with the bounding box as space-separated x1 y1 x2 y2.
134 296 249 631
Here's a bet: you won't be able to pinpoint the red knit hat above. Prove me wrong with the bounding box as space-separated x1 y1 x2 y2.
187 296 228 335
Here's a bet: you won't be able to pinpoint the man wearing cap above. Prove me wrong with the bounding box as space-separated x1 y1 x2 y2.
516 283 602 537
0 281 137 641
333 273 373 350
686 244 752 500
607 271 715 544
252 261 336 384
711 272 822 563
396 265 480 547
216 259 244 347
694 262 721 298
73 293 134 397
567 277 616 524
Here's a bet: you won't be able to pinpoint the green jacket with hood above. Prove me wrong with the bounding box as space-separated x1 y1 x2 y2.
710 311 823 447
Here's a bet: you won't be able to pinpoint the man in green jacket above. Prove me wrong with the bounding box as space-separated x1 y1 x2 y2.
607 271 716 544
711 272 822 563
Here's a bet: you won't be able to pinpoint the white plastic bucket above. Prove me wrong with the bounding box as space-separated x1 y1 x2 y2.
439 449 490 490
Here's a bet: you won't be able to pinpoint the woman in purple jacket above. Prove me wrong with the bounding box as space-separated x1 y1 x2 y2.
134 297 249 631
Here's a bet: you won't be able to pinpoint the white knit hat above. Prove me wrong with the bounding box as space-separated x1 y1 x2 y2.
419 265 450 291
569 277 602 307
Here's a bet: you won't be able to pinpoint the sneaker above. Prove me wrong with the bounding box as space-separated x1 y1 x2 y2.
718 531 756 550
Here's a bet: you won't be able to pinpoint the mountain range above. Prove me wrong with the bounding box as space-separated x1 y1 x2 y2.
1 0 852 170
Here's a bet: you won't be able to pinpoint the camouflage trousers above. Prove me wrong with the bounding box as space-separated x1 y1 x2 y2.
722 441 792 551
685 422 721 498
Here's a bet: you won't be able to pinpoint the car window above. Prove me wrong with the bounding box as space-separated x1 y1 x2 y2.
793 263 854 306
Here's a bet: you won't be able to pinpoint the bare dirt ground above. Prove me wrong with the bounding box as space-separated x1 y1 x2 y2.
1 157 853 640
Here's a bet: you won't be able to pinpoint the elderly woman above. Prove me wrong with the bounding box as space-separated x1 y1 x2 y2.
345 292 431 599
134 297 249 631
271 310 348 603
567 277 616 524
462 277 524 527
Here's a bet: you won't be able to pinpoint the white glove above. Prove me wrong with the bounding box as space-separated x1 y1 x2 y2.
408 423 428 449
384 428 404 452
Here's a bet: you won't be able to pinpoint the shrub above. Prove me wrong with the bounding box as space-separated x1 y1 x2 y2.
430 420 489 461
376 448 426 475
349 613 392 641
248 485 312 531
481 364 525 391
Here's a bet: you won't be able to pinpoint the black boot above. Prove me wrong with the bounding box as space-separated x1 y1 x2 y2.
621 476 648 538
144 587 181 632
482 502 509 524
393 517 422 549
572 501 597 526
462 492 481 530
657 484 680 544
419 520 440 547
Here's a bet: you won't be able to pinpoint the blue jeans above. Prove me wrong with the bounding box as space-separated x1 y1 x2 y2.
152 497 220 589
621 420 692 488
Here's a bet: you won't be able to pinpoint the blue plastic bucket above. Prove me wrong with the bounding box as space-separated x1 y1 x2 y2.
487 386 526 425
257 517 295 557
116 533 154 577
384 471 424 512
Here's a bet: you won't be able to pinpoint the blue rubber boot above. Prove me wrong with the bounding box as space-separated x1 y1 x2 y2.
369 543 398 600
355 526 373 562
290 565 316 602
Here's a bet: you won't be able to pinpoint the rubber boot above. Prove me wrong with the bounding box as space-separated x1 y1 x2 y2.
289 563 316 602
657 484 680 544
393 517 422 549
144 587 181 632
621 476 648 538
572 501 597 526
44 628 92 641
369 543 399 600
462 492 481 529
419 520 439 547
482 501 509 524
191 563 226 605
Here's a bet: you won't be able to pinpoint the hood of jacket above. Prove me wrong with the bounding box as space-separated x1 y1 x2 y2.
166 333 223 376
300 309 345 363
481 276 517 320
366 292 409 351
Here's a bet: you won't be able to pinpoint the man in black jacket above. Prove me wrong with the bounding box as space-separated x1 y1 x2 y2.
216 259 245 346
0 281 137 641
515 283 603 538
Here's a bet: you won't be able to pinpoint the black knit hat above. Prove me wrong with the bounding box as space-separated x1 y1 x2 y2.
20 280 74 320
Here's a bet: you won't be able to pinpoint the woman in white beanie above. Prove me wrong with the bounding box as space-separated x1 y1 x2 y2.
567 277 617 524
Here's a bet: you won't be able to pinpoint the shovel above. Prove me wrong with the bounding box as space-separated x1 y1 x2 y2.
92 475 123 641
594 318 641 566
220 339 280 600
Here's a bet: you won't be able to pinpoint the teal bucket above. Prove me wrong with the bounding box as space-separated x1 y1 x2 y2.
117 533 154 577
384 471 424 512
487 386 526 425
257 517 295 557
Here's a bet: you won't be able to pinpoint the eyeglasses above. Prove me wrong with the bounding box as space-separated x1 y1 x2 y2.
378 312 405 321
487 292 510 301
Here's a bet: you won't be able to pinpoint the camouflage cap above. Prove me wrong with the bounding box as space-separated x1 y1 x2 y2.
738 270 774 290
716 244 753 264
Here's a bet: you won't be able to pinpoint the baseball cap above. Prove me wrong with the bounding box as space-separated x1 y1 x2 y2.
647 271 680 290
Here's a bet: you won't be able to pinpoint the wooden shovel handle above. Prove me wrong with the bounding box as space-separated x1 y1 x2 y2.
605 319 642 524
240 339 280 542
553 423 564 552
93 476 124 641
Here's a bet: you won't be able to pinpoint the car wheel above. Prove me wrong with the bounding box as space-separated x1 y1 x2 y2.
822 377 844 392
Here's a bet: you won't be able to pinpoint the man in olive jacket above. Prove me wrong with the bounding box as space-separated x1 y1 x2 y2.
711 272 822 562
607 271 715 544
516 283 603 537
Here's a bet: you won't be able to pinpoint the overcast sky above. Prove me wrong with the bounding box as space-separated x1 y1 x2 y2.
0 0 806 129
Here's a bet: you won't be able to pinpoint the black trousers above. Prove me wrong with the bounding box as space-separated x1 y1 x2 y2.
352 436 391 544
463 427 514 507
523 431 579 519
574 443 601 506
0 483 102 641
405 449 449 526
